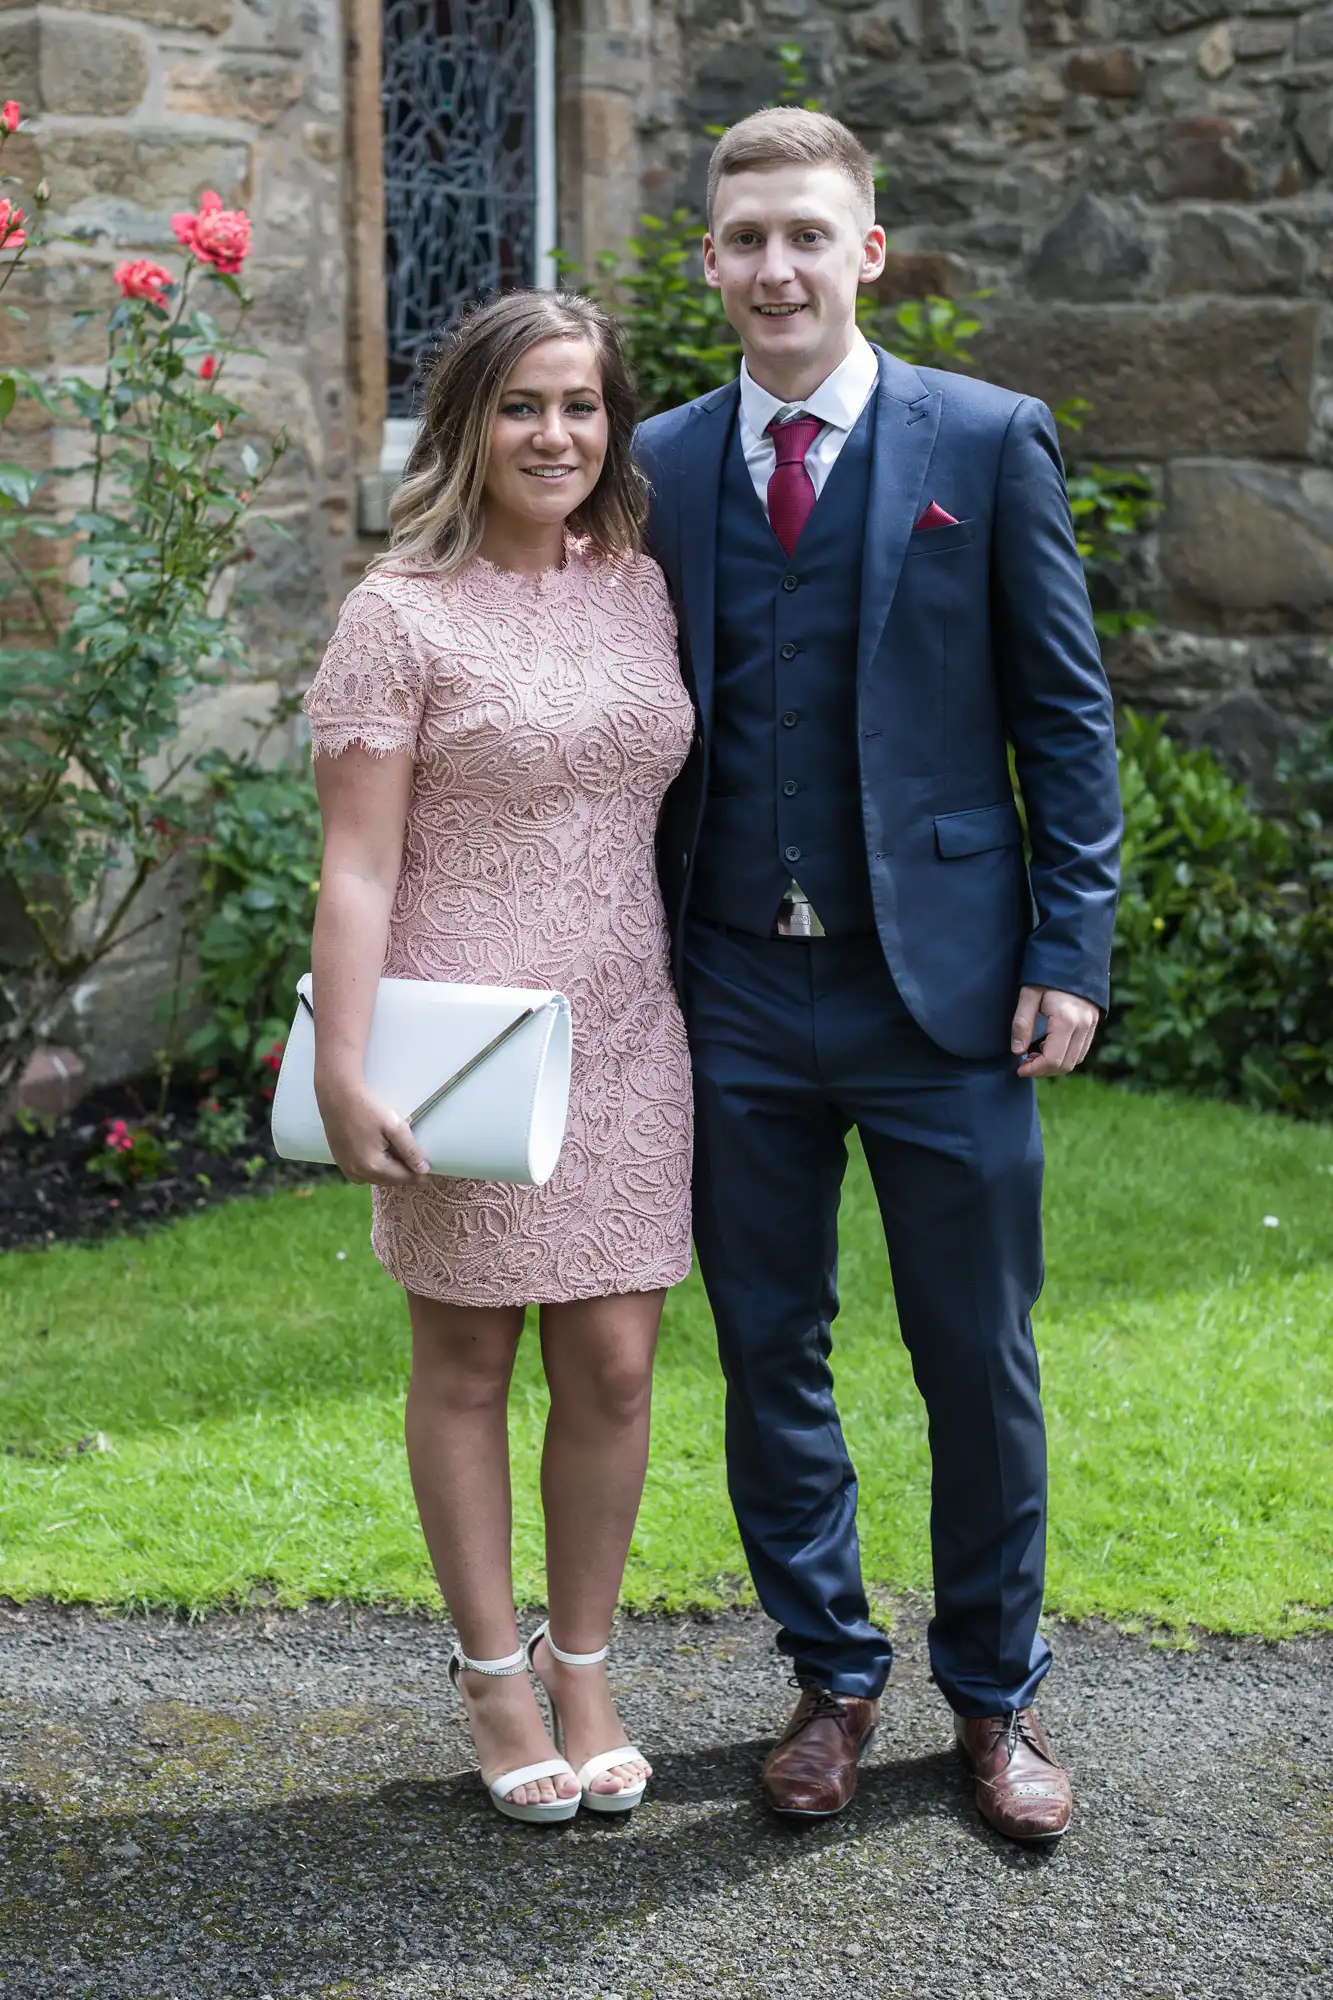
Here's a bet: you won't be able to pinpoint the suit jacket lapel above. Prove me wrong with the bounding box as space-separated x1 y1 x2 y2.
857 346 940 682
676 381 737 732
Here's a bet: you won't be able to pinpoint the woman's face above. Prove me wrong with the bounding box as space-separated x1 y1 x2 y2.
482 336 609 532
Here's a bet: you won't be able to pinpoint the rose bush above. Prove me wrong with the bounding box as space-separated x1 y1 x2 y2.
0 109 287 1094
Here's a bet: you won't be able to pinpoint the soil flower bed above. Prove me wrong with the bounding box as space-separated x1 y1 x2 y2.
0 1077 332 1252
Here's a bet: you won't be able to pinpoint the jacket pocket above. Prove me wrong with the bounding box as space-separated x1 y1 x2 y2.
934 801 1023 858
905 520 975 557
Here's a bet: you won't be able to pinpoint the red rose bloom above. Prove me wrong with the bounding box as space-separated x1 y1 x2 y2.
171 190 252 276
115 259 174 308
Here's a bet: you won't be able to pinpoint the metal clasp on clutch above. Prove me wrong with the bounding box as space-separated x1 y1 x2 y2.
297 989 540 1129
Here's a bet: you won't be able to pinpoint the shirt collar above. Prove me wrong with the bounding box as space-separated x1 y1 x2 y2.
739 330 879 440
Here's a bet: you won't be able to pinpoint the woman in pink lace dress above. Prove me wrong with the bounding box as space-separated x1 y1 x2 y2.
303 294 694 1825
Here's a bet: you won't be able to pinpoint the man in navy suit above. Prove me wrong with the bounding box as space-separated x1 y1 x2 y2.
635 107 1121 1843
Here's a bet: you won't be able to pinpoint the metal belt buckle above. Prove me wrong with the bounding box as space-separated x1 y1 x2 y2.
773 890 826 940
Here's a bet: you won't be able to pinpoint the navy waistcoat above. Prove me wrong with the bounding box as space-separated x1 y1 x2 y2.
690 396 877 936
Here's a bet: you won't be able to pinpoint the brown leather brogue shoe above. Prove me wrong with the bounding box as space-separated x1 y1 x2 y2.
954 1707 1072 1843
761 1685 881 1819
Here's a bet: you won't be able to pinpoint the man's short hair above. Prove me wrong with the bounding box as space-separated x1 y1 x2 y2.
706 107 877 231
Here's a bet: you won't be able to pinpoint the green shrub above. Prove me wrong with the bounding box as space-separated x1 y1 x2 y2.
184 751 321 1084
1099 712 1333 1117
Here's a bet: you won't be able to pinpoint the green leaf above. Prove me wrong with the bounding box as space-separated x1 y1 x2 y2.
0 462 36 504
0 375 16 425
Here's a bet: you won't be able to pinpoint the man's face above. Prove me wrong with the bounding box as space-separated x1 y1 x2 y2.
703 163 886 385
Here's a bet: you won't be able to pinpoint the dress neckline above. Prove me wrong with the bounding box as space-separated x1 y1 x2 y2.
470 531 590 593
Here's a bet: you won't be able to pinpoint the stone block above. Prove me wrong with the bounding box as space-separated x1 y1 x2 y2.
12 1046 87 1119
232 511 336 664
0 14 37 104
242 260 316 346
1295 5 1333 61
1153 0 1225 30
1195 22 1234 77
146 678 291 790
874 249 967 301
1028 192 1153 300
851 16 906 59
302 121 341 165
1065 45 1143 94
1295 99 1331 174
44 133 251 248
164 54 306 127
1234 21 1290 59
38 15 148 117
73 0 229 29
685 46 789 131
921 0 968 58
1161 461 1333 625
968 301 1317 457
1162 207 1307 296
1158 117 1258 200
843 59 976 126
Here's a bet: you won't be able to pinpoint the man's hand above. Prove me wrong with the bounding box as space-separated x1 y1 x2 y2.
1010 985 1100 1079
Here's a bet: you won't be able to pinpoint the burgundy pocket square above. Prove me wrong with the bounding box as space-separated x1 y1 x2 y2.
914 502 959 531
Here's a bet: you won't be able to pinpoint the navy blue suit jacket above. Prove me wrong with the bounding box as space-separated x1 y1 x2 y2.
635 345 1123 1059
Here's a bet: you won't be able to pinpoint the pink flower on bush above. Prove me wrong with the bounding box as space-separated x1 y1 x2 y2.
105 1118 135 1155
198 353 217 381
171 190 252 276
2 100 19 134
115 258 174 309
0 197 26 252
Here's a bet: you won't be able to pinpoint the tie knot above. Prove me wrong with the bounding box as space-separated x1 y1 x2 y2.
767 414 822 466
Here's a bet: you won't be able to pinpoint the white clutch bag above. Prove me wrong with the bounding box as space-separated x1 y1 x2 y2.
270 974 572 1185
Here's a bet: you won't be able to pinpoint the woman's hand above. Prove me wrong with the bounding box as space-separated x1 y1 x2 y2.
315 1078 430 1185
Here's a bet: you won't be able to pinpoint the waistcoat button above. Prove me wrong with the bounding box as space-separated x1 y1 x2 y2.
781 575 798 592
782 779 799 797
784 844 801 863
780 642 796 661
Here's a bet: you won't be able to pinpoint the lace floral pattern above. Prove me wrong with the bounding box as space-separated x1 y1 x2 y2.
303 541 696 1306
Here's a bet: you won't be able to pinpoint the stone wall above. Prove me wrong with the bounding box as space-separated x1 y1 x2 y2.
0 0 354 1081
640 0 1333 796
4 0 1330 1085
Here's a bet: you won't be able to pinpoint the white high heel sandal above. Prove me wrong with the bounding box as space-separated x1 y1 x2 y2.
526 1621 651 1815
447 1642 580 1825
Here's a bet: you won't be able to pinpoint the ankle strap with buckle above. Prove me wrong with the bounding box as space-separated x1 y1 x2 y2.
450 1643 527 1678
529 1618 608 1667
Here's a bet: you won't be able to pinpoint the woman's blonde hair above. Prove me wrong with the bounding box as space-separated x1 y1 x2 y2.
376 290 647 576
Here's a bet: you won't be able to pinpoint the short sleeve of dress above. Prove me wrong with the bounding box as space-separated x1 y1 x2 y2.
303 581 427 760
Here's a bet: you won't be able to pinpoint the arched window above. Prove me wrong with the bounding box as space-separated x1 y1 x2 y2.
359 0 558 517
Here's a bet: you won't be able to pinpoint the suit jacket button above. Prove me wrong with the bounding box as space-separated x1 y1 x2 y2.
784 844 801 863
781 575 798 592
782 710 798 728
782 779 799 797
780 642 796 660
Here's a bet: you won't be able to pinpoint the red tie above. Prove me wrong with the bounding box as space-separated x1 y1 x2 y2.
766 414 822 557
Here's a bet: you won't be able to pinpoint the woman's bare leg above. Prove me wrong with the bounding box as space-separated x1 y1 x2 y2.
530 1288 664 1796
404 1292 577 1807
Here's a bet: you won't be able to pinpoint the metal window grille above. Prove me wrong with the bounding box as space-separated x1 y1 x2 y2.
380 0 540 418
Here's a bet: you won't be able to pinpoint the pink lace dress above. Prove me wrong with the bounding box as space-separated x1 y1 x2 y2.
302 539 696 1306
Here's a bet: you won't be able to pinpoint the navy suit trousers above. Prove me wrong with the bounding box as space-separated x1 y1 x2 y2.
683 918 1053 1715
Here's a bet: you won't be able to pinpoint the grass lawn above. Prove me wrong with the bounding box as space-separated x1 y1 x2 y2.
1 1077 1329 1637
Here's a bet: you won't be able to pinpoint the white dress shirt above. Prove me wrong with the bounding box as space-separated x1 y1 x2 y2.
738 330 880 518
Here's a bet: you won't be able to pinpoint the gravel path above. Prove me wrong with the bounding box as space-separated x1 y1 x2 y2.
0 1600 1328 2000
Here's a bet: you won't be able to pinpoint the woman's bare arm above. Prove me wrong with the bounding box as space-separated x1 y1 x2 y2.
310 746 430 1183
